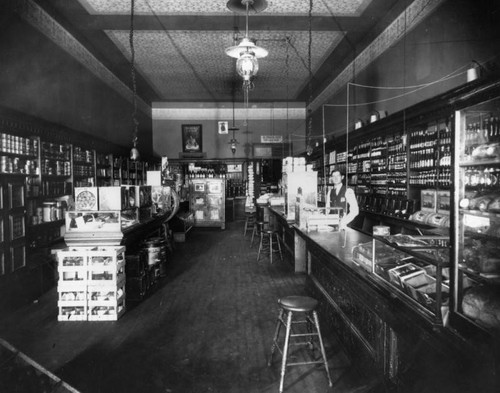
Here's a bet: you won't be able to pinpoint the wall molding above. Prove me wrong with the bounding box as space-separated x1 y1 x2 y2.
310 0 446 112
13 0 151 117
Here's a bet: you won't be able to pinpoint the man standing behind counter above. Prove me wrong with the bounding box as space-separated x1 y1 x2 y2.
325 169 359 230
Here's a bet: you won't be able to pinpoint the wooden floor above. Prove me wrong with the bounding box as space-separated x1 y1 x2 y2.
0 221 381 393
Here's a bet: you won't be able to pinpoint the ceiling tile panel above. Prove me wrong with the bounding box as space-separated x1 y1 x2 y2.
79 0 371 16
107 28 342 101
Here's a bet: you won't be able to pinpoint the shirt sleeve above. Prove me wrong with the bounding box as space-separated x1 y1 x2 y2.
342 188 359 226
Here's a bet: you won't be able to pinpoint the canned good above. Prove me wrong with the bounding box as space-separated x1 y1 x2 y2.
43 202 56 222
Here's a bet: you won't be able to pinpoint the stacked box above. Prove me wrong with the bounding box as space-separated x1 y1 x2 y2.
98 186 127 210
88 282 126 321
56 246 126 321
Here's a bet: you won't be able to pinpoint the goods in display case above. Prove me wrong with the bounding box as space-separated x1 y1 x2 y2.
352 234 451 324
189 179 225 229
453 96 500 333
64 211 123 246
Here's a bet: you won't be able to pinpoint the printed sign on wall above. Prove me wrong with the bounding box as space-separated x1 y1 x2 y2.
218 121 229 134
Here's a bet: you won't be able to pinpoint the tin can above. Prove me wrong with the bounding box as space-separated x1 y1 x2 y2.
43 202 56 222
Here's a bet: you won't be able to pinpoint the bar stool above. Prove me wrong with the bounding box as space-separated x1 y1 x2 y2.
257 227 282 264
268 296 332 393
243 211 256 236
250 220 268 248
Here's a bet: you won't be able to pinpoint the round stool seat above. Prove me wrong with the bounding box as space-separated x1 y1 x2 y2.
279 296 318 313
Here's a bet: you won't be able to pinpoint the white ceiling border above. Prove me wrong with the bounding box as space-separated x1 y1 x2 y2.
152 106 306 121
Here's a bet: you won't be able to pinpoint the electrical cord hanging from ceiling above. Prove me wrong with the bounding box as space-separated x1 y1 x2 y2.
142 0 218 101
306 0 313 154
129 0 140 160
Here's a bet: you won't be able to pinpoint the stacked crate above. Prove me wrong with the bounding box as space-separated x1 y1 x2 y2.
57 246 126 321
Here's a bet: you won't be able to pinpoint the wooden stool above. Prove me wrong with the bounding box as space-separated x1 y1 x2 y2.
268 296 332 393
243 211 256 236
257 228 282 264
250 220 268 248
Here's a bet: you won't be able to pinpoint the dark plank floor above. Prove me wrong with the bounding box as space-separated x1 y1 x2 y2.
0 221 380 393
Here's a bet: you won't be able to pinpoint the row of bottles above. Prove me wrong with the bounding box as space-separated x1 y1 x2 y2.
409 128 437 150
463 167 500 189
409 169 451 187
187 166 227 179
464 115 500 143
358 194 417 219
226 179 246 197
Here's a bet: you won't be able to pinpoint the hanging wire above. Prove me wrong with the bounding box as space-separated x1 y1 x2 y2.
129 0 139 156
306 0 314 152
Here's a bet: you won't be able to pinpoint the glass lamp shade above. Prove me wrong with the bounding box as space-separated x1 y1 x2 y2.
130 146 140 160
237 52 259 81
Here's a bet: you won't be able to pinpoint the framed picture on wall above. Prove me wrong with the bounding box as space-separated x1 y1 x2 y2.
182 124 202 152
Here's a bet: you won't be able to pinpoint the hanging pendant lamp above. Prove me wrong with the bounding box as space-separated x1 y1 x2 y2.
225 0 268 89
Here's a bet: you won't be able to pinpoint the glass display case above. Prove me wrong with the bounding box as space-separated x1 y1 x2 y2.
453 97 500 334
353 234 450 324
189 179 225 229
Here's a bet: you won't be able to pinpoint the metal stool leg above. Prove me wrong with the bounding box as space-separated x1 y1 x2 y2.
279 311 293 393
312 310 333 387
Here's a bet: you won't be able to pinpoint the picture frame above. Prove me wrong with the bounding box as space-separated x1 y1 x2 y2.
182 124 202 152
218 121 228 134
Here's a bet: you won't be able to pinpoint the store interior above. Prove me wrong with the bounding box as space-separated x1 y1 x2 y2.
1 1 500 392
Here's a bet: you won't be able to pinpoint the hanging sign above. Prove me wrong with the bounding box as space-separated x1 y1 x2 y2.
260 135 283 143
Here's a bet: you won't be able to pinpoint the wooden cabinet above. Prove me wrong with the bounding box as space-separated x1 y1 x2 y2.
452 89 500 339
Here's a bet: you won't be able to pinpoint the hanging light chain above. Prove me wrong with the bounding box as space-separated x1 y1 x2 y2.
129 0 139 148
306 0 314 146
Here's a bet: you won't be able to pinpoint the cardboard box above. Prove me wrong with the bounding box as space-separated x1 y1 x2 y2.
437 190 450 214
388 263 425 288
98 186 126 210
420 189 437 212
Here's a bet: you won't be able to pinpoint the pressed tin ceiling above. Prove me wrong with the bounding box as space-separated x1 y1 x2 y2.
32 0 404 105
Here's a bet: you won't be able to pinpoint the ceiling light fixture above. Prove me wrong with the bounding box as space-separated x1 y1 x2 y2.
225 0 268 92
129 0 140 161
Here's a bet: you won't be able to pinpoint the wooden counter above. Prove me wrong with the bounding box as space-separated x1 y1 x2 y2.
293 226 497 392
